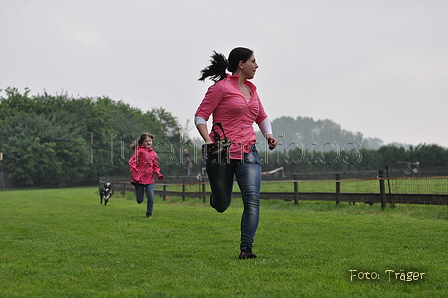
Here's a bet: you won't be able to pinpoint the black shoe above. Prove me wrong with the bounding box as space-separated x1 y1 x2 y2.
239 247 257 259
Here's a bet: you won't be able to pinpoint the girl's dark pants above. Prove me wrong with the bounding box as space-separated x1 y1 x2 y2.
134 183 154 217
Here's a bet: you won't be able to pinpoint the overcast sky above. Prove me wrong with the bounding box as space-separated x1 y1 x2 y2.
1 0 447 148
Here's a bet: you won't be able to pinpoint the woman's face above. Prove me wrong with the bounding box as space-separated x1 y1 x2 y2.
142 137 153 148
240 54 258 80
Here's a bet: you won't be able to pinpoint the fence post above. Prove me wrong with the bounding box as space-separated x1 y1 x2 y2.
202 183 206 203
335 173 340 205
386 166 395 208
182 179 186 201
293 174 298 205
198 177 201 196
163 184 166 201
379 169 386 210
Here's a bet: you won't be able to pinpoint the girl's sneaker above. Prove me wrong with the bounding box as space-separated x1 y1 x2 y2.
239 247 257 259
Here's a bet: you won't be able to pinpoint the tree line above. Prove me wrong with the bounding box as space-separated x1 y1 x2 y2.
258 116 385 150
1 88 447 188
257 142 448 175
0 87 190 188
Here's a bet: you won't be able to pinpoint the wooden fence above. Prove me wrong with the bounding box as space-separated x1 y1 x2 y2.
100 169 448 210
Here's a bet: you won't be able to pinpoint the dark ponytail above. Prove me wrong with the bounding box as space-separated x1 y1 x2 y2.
198 51 228 82
198 47 254 82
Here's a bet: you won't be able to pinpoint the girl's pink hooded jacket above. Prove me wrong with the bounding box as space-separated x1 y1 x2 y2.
128 146 163 185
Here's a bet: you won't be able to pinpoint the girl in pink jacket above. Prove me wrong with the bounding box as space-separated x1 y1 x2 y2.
129 132 164 218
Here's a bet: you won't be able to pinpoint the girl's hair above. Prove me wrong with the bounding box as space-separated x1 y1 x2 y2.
129 132 154 150
198 47 254 82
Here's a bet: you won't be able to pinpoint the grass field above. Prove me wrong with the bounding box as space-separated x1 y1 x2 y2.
1 187 448 297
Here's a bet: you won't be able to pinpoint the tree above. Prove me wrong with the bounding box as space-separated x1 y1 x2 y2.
0 88 186 188
0 112 88 187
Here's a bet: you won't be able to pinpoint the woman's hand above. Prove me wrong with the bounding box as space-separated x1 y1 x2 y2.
267 134 278 150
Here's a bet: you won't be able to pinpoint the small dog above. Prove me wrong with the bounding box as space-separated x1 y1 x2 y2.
100 183 112 205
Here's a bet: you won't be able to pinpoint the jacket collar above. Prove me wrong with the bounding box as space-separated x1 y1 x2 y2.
138 145 154 151
226 74 257 92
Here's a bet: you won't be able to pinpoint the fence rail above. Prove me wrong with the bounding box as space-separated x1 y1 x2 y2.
100 168 448 209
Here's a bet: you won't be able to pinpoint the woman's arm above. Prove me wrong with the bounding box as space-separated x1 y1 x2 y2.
258 118 278 150
196 123 213 144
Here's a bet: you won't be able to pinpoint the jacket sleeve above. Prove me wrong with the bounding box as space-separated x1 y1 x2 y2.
128 150 141 183
254 92 268 125
194 82 224 120
152 153 163 178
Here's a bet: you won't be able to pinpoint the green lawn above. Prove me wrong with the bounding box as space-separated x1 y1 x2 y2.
1 187 448 297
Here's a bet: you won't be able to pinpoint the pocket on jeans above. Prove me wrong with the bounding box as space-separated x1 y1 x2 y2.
244 151 261 164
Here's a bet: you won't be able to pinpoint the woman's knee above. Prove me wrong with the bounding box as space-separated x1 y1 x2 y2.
214 204 229 213
212 196 231 213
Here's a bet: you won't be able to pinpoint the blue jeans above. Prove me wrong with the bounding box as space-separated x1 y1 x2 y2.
134 183 154 217
206 145 261 250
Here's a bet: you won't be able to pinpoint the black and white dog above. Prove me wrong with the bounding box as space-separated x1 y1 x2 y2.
99 183 112 205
